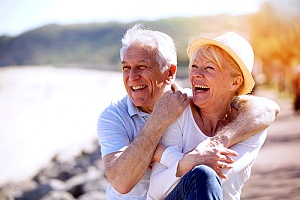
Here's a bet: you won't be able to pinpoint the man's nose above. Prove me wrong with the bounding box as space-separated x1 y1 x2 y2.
129 68 141 80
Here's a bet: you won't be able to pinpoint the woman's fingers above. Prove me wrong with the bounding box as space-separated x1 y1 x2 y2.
220 148 239 157
217 161 233 169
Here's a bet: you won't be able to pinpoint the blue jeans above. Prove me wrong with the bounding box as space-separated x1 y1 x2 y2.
165 165 223 200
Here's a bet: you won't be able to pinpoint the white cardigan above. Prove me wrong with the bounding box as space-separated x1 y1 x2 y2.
147 105 267 200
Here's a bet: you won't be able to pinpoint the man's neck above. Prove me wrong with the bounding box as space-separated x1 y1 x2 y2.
138 106 153 114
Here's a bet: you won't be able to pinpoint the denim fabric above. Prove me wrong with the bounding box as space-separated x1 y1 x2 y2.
165 165 223 200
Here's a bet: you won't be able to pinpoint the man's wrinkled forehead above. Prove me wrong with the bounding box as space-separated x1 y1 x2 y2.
121 58 151 65
122 45 156 63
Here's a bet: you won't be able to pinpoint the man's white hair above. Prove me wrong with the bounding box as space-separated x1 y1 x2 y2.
120 24 177 71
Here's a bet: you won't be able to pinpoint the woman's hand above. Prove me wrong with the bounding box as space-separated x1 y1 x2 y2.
177 138 238 178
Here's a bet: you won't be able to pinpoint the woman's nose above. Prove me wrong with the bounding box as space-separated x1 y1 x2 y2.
192 68 205 78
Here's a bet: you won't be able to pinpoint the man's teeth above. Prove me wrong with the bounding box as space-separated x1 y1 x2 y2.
132 85 146 90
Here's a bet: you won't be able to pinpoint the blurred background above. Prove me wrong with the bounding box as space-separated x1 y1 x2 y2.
0 0 299 199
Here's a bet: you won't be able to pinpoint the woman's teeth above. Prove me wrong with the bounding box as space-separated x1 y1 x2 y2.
195 84 210 91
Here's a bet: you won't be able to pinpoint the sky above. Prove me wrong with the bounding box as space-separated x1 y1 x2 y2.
0 0 265 36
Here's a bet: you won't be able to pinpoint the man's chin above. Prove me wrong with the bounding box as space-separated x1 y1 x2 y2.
131 98 146 107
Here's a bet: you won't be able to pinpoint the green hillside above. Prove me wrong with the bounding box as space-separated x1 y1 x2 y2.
0 15 250 71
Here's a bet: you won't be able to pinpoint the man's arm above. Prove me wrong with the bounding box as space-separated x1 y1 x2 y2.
102 91 189 194
176 95 279 178
171 84 279 148
211 95 280 148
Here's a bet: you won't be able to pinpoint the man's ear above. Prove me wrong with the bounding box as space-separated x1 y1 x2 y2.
166 64 177 84
229 76 243 92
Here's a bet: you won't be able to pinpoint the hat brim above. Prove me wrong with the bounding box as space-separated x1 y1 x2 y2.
187 37 255 95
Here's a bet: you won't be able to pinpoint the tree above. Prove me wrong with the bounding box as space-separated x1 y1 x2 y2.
249 0 300 92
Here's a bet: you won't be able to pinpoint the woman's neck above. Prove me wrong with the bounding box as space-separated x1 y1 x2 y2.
191 102 232 137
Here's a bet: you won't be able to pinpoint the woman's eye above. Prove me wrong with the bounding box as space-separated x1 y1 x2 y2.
205 66 215 70
191 65 198 69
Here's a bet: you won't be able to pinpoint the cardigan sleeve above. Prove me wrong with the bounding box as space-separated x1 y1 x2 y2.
147 146 184 200
221 129 267 184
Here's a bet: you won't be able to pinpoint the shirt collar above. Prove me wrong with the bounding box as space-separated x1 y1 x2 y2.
126 95 150 117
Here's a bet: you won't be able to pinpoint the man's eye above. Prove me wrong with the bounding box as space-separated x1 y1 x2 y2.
139 65 147 69
122 66 130 71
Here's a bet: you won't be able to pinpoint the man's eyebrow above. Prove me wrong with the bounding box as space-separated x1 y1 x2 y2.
139 59 151 64
121 59 150 64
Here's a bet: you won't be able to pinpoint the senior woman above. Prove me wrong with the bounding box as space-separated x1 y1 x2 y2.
147 32 267 200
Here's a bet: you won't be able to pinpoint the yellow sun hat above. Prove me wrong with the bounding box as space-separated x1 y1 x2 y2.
187 32 255 95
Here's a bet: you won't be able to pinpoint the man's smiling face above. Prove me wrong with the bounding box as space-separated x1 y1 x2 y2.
122 45 169 113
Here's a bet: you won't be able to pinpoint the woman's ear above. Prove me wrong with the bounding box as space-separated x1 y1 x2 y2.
229 76 243 92
166 64 177 84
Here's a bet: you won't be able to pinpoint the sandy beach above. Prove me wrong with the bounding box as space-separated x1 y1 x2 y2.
241 90 300 199
0 67 299 199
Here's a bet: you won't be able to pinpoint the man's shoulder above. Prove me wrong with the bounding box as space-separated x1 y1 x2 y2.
99 96 130 120
103 96 129 112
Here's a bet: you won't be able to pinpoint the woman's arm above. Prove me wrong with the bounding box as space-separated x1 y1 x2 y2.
221 130 267 183
148 146 184 200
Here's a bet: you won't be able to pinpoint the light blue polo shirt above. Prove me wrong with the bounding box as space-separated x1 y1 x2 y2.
97 95 151 199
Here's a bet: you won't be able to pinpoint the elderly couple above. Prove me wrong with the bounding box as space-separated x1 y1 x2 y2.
97 24 280 200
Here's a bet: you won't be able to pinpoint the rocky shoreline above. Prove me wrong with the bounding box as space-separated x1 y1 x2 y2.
0 140 108 200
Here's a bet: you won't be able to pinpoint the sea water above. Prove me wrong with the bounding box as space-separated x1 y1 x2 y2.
0 66 125 185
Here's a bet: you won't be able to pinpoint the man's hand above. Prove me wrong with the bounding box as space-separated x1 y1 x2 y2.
103 90 190 193
150 90 190 128
177 138 238 179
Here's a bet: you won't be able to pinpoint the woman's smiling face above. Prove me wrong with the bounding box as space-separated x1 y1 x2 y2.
189 52 235 108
